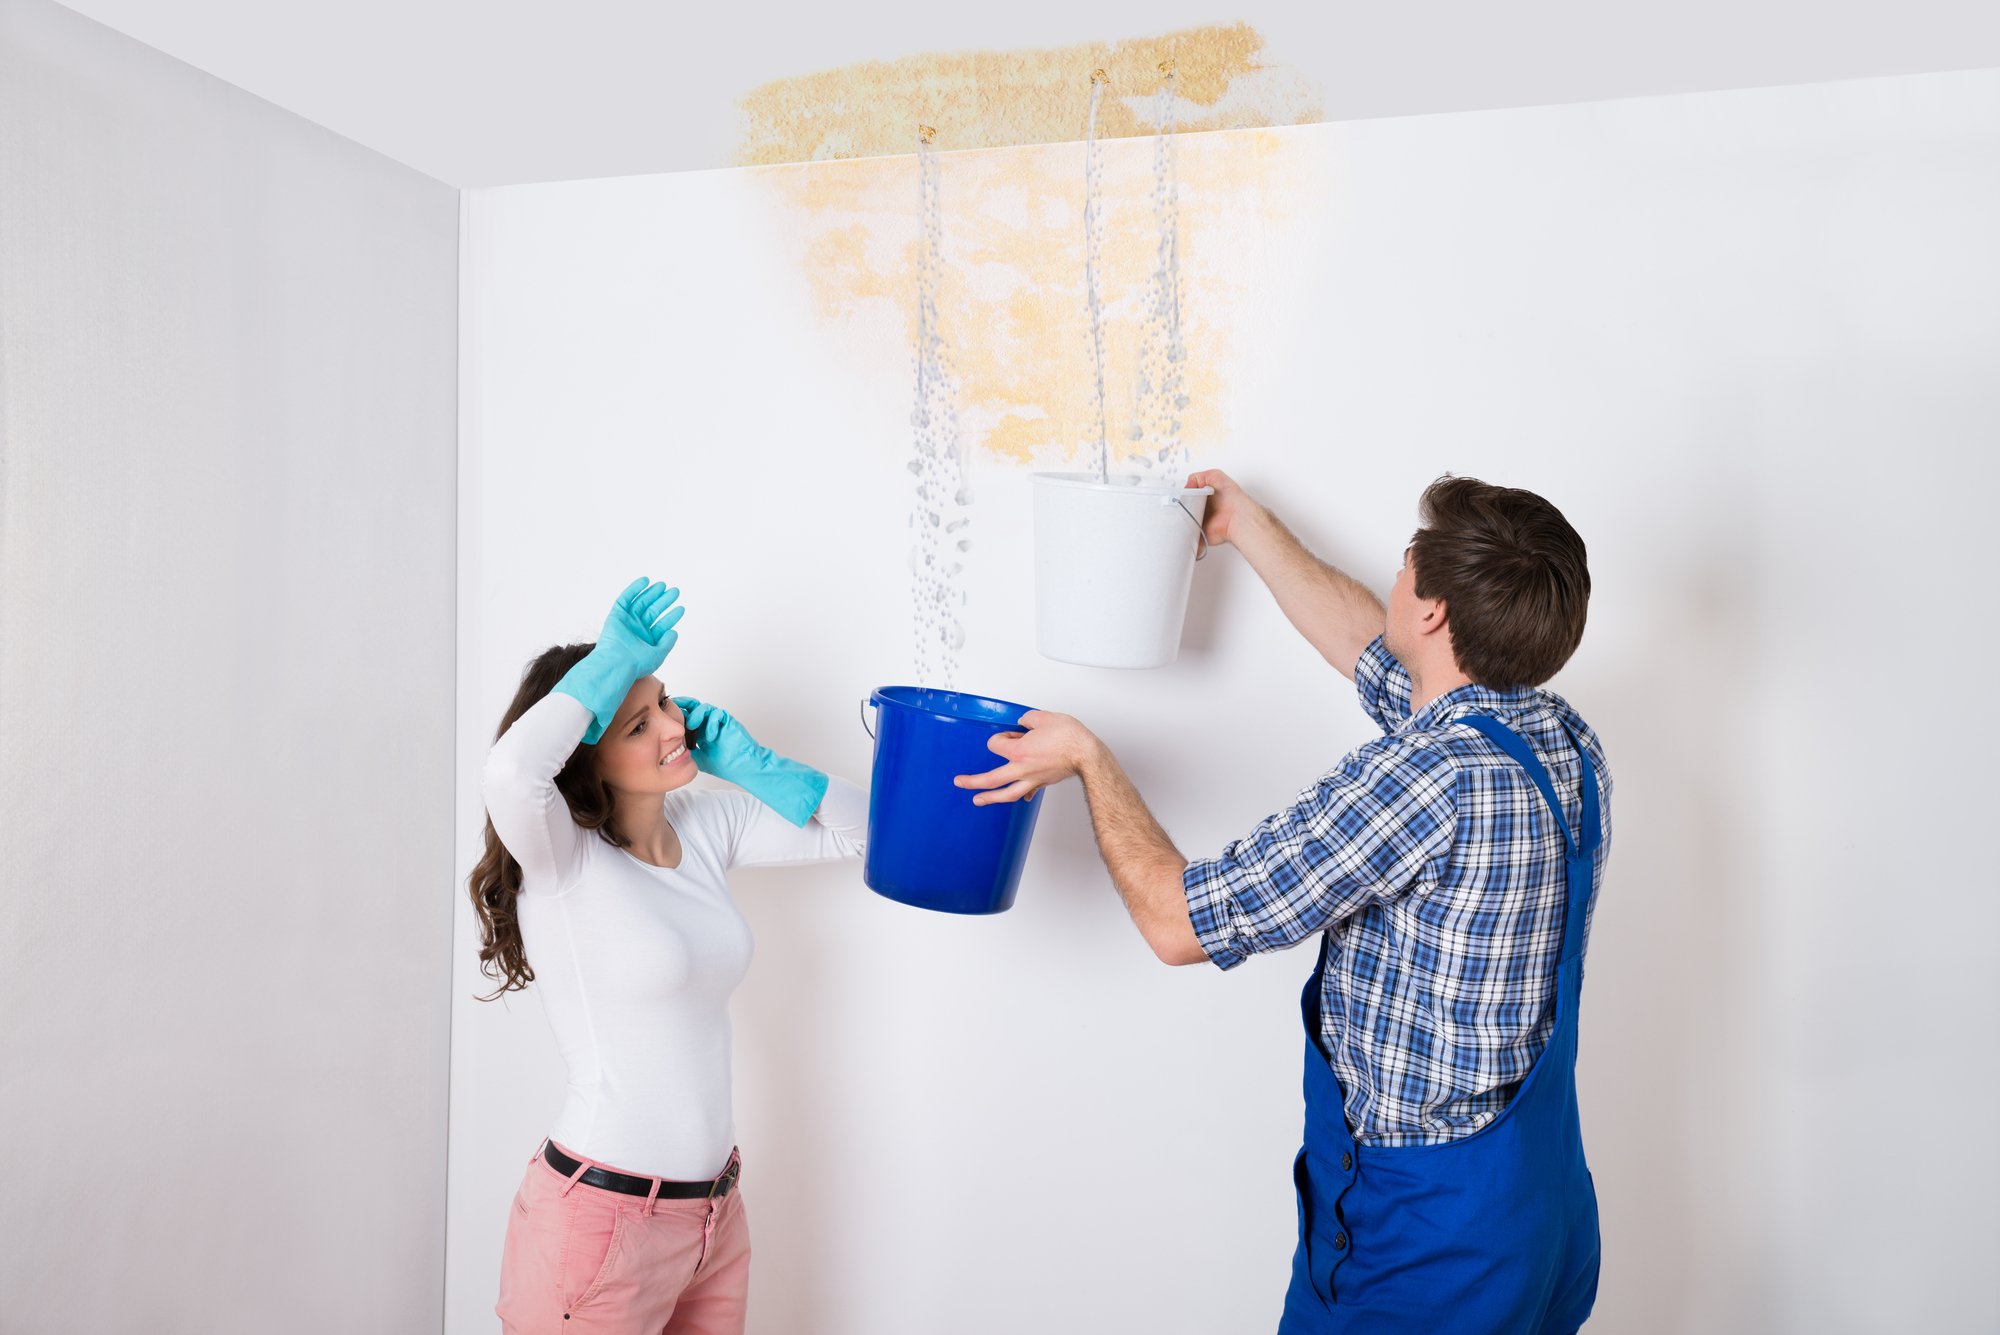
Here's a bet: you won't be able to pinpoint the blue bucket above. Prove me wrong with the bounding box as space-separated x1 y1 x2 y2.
861 686 1045 914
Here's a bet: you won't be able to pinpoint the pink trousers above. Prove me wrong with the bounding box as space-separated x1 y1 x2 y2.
497 1142 751 1335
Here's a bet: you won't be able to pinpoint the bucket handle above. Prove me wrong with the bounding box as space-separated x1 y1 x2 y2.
1165 494 1210 562
860 697 876 740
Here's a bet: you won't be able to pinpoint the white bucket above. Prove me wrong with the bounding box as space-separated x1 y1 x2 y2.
1032 472 1213 669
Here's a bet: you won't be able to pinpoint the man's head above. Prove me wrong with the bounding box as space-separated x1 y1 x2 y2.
1385 476 1591 690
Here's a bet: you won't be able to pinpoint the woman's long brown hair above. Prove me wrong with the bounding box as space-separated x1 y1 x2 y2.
467 642 637 999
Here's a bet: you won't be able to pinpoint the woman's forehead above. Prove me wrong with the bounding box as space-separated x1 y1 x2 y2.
609 677 675 732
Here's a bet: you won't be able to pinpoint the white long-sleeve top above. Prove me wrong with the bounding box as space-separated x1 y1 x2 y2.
481 690 866 1180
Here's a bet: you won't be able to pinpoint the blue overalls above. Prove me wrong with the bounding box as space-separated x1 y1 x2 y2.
1279 715 1603 1335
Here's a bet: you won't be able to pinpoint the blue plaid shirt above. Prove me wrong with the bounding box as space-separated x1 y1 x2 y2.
1183 637 1612 1146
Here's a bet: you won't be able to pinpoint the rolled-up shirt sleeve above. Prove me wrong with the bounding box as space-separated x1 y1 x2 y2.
1354 635 1416 735
1183 737 1458 970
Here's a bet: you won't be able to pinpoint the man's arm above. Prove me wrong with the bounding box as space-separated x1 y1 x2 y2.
954 711 1456 969
953 713 1205 966
1074 742 1206 966
1189 469 1385 681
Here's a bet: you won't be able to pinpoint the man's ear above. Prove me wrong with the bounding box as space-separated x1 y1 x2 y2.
1415 596 1451 639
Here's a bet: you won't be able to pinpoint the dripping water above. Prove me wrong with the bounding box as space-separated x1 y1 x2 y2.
907 124 970 688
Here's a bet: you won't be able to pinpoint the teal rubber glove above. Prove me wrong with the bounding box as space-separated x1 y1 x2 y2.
672 696 829 827
555 578 685 744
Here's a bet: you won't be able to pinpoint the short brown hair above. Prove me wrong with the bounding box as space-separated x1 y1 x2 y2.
1409 476 1590 689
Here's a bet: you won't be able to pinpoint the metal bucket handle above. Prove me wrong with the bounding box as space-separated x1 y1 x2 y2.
1165 492 1210 561
860 696 877 740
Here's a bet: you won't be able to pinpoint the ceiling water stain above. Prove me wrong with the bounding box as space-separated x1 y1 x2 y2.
756 124 1323 468
737 23 1321 165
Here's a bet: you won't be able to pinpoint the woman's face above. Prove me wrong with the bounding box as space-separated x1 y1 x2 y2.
592 676 698 797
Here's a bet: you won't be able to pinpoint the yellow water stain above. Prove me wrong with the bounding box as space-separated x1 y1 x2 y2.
987 412 1055 464
757 125 1320 468
799 224 905 320
738 23 1321 166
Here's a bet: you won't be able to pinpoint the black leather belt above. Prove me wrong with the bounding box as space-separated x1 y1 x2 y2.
542 1141 741 1200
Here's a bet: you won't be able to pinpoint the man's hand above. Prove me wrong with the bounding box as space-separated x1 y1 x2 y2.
1186 468 1266 549
953 711 1102 805
955 712 1205 965
1185 464 1385 680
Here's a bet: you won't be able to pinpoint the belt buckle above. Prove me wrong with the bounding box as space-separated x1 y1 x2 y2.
711 1155 740 1199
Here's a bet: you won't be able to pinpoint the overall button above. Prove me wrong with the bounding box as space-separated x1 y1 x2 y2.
1340 1152 1353 1172
1333 1233 1348 1250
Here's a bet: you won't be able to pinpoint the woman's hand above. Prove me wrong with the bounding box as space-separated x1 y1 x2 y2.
599 578 684 674
671 697 829 827
953 711 1103 806
556 578 685 744
672 697 755 781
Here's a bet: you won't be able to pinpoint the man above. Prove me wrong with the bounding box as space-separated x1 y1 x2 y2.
957 470 1609 1334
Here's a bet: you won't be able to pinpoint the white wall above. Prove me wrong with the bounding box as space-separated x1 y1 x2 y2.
0 2 459 1330
452 69 2000 1334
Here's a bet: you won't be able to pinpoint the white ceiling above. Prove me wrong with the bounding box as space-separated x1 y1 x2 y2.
52 0 2000 187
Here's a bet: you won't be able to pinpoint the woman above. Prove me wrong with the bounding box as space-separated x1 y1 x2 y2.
470 577 865 1334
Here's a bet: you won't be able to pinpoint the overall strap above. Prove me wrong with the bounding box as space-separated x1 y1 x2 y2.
1458 714 1601 965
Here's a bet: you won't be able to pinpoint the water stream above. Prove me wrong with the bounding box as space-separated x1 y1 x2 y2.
907 125 969 689
1130 63 1189 484
1082 71 1111 484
